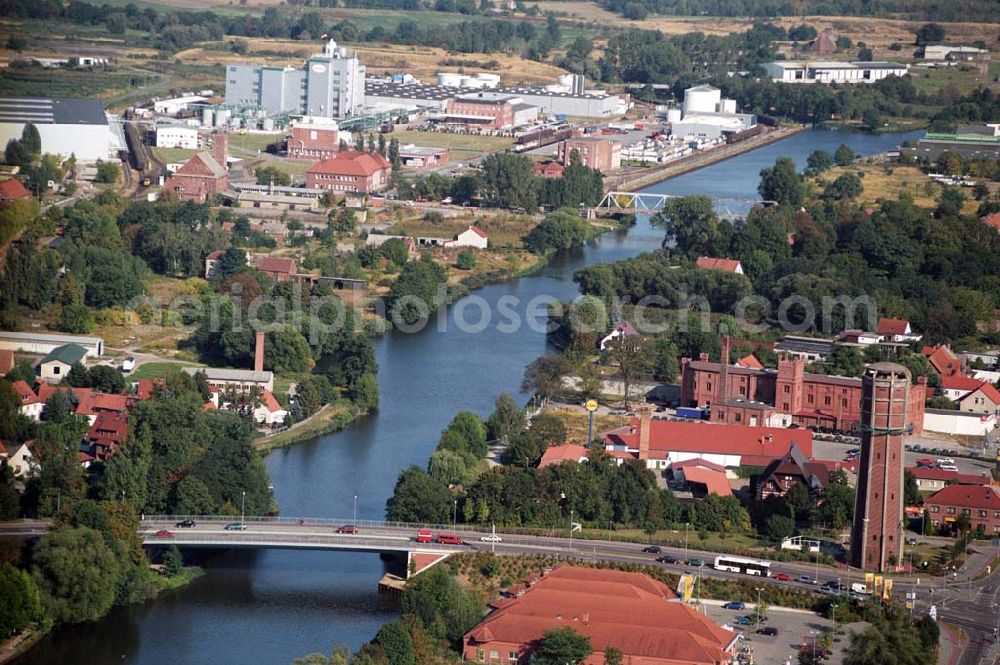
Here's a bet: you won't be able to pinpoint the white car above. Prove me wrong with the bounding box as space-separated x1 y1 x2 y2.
122 357 136 373
480 535 503 543
936 458 955 466
938 464 959 472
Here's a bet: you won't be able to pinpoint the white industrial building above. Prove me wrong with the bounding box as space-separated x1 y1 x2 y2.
681 85 737 115
156 126 200 149
0 97 112 162
922 45 989 61
0 331 105 357
226 39 365 118
153 95 208 115
669 85 755 140
436 72 501 89
763 61 908 83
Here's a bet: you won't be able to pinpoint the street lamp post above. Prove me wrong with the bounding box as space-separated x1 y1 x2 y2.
569 509 575 551
831 603 838 631
684 522 689 561
453 500 457 529
353 495 358 526
241 490 246 527
755 586 764 629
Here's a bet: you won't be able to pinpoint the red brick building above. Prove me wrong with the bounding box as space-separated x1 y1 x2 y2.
445 94 515 130
287 119 344 160
850 363 911 571
305 150 391 194
925 483 1000 536
533 161 565 179
557 137 622 172
462 565 737 665
163 152 229 203
254 256 297 282
679 354 926 434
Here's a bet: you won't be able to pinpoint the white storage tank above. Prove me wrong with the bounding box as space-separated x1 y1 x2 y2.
666 108 682 123
437 72 463 87
682 84 721 116
460 76 487 89
201 108 214 127
215 109 231 127
475 73 501 87
262 117 274 131
720 98 736 114
558 74 575 89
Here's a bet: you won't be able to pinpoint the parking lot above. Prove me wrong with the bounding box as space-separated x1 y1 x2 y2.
811 437 994 478
700 600 865 665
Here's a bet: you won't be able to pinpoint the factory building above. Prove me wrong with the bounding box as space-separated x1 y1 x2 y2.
225 39 365 117
435 72 501 88
556 137 621 172
901 124 1000 160
763 61 908 83
364 80 454 111
443 92 539 129
286 116 350 160
156 126 200 150
670 85 755 140
0 97 111 162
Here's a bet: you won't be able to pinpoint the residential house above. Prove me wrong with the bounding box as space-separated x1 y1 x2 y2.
533 161 565 179
694 256 744 274
908 465 992 493
940 375 986 401
839 330 882 346
162 152 228 203
305 150 392 194
538 443 589 468
923 344 962 378
182 367 274 393
0 349 13 375
877 318 921 343
0 178 30 201
598 321 639 351
87 412 128 460
671 459 732 497
253 390 288 427
754 443 829 501
954 381 1000 415
398 145 449 167
462 565 738 665
10 380 42 420
925 484 1000 535
254 256 297 282
444 226 489 250
4 441 35 477
37 343 88 381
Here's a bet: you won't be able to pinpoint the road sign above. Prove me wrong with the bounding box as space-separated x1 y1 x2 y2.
585 399 598 412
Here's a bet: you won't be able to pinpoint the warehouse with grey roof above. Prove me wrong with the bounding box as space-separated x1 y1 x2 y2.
0 97 112 162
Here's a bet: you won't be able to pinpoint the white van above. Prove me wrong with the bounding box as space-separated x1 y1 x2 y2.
850 583 868 595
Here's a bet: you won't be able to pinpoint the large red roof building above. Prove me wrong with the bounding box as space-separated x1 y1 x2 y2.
925 484 1000 536
163 152 229 203
680 353 926 435
305 150 391 194
0 178 30 201
462 565 737 665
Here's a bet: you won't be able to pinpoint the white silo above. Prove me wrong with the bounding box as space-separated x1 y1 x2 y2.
666 108 682 123
201 108 214 127
720 98 737 114
437 72 463 87
215 108 231 127
262 117 274 131
476 73 501 88
682 84 721 116
461 76 487 89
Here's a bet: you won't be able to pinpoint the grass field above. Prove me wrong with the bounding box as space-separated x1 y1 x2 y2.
393 127 515 158
812 163 984 215
153 147 199 164
128 361 202 381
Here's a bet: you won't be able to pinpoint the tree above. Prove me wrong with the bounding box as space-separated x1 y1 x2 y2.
41 390 75 423
31 526 120 624
521 356 568 404
605 333 648 410
374 620 414 665
834 144 856 167
440 411 488 458
455 249 476 270
163 544 183 577
255 165 291 187
175 476 217 515
652 195 721 258
351 372 380 412
823 173 863 200
486 393 526 443
903 470 919 506
0 563 42 638
806 149 834 174
385 257 447 327
378 238 410 268
534 627 592 665
20 123 41 156
758 157 803 207
915 23 945 46
856 46 873 62
764 513 795 541
214 247 247 281
4 139 30 168
401 564 483 642
604 647 624 665
385 467 452 523
86 365 126 394
480 152 537 211
524 208 593 254
94 160 119 184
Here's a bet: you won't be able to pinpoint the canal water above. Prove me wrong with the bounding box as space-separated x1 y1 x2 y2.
19 128 920 665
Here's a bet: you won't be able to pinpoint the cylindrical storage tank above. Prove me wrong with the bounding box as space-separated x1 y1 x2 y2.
558 74 575 88
202 108 214 127
437 72 462 87
215 109 231 127
262 117 274 131
476 73 501 87
721 99 736 114
683 86 721 115
666 108 682 123
460 76 486 89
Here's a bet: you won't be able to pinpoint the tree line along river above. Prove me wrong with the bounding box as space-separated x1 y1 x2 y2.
18 128 922 665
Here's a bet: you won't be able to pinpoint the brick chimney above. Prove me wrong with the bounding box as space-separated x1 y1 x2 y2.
637 405 652 461
212 132 229 171
254 330 265 373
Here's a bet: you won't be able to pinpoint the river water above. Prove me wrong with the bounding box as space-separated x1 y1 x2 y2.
20 128 920 665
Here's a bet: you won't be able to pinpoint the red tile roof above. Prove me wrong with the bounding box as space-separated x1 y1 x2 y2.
922 345 961 377
964 381 1000 405
695 256 742 273
941 375 985 392
11 380 38 405
538 444 589 468
605 419 813 460
735 354 762 369
926 484 1000 511
876 318 910 335
465 565 734 665
909 465 991 485
260 390 284 413
468 225 488 238
679 466 732 496
255 256 296 275
981 212 1000 231
0 179 30 201
87 412 128 449
206 250 224 261
0 349 13 375
307 150 391 178
134 379 158 400
671 457 726 473
176 152 227 178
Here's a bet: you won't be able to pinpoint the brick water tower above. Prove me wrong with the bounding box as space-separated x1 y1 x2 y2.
850 362 912 572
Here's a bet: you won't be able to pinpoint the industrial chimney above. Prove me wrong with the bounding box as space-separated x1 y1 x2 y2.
254 330 265 373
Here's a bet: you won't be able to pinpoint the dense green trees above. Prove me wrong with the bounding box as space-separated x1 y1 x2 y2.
534 628 592 665
385 257 447 327
386 467 453 523
480 153 537 211
758 157 804 206
0 563 42 637
400 564 484 643
373 621 414 665
31 526 120 624
523 208 594 254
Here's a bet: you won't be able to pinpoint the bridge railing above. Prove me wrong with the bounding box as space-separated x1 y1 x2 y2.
140 514 501 535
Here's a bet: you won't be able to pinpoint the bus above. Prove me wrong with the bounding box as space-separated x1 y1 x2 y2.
713 555 772 577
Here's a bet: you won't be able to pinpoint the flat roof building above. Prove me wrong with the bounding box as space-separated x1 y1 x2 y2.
226 39 365 118
0 97 111 162
0 331 104 357
182 367 274 393
763 61 908 84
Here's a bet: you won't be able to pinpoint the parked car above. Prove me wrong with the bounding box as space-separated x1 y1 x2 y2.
757 627 779 637
480 534 503 543
642 545 662 553
938 464 959 472
936 458 955 466
121 356 136 373
774 573 793 582
735 616 754 625
723 601 746 610
916 458 934 467
224 522 247 531
906 537 918 545
798 575 818 585
336 525 359 534
154 529 174 538
656 554 677 564
175 519 196 528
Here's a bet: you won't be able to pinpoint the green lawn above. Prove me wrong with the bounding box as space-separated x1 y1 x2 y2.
393 127 515 157
153 147 199 164
129 361 202 381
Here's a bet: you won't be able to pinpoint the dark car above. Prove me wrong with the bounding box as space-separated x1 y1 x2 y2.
723 601 746 610
175 519 196 528
642 545 662 554
686 557 705 567
224 522 247 531
757 627 779 637
336 525 359 534
656 554 678 564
